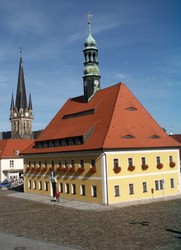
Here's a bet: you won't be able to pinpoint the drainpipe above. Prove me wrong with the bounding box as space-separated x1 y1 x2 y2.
102 152 109 206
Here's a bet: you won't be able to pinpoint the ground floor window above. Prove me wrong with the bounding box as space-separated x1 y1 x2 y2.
39 181 42 190
155 179 164 190
44 182 48 191
72 184 76 195
59 183 63 193
80 184 85 196
170 178 175 188
91 185 97 197
114 185 120 197
142 182 148 193
129 184 134 195
28 180 31 189
33 180 36 190
65 183 69 194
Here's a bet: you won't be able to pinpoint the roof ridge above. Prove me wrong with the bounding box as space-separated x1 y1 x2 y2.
102 83 122 147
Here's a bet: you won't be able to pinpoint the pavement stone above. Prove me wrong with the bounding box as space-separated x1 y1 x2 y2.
0 190 181 250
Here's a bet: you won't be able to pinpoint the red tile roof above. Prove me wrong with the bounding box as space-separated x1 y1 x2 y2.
0 139 33 158
23 83 180 155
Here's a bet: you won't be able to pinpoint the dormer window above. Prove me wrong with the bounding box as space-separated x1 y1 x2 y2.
121 135 135 139
150 135 160 139
125 107 137 111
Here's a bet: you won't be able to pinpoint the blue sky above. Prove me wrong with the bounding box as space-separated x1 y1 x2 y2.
0 0 181 134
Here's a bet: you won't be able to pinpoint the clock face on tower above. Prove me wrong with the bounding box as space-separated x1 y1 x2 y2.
25 112 29 117
94 79 99 86
14 113 17 117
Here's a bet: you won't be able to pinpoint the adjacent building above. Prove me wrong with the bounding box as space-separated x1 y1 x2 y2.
22 19 180 205
0 139 33 182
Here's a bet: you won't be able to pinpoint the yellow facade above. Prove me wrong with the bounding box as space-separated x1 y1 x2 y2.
105 149 180 204
24 148 180 205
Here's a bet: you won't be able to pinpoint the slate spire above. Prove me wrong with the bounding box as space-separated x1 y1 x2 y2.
15 49 27 109
10 49 34 139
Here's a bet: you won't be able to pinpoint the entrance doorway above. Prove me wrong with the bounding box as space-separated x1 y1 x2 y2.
52 182 56 197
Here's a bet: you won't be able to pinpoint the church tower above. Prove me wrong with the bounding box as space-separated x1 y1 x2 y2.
10 50 33 139
83 14 101 102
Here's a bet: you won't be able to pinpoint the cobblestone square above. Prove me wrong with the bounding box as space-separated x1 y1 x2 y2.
0 190 181 249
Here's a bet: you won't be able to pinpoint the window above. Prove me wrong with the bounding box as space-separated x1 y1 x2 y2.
28 161 31 167
44 182 48 191
155 180 159 190
33 161 36 167
51 160 55 169
38 161 41 168
44 160 47 168
92 185 97 197
160 180 164 190
58 160 62 167
113 159 119 168
114 185 120 197
39 181 42 190
142 182 147 193
128 158 133 167
156 156 160 164
90 159 96 168
155 179 164 190
65 160 68 168
170 178 175 188
59 183 63 193
71 160 75 168
80 160 84 168
33 180 36 190
169 156 173 164
141 157 146 165
129 184 134 195
80 185 85 196
28 180 31 189
65 183 69 194
10 160 14 168
71 184 76 195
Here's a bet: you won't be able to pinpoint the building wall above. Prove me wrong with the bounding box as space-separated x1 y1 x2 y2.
0 158 24 181
105 149 180 204
24 151 103 204
24 148 180 205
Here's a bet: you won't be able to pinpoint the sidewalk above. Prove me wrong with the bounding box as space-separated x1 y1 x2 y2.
7 191 112 211
7 191 181 211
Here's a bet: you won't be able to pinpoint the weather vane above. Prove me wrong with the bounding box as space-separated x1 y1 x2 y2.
87 12 93 24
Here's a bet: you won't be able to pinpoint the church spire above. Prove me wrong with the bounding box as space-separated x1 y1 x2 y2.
15 48 27 109
9 49 34 139
83 13 101 102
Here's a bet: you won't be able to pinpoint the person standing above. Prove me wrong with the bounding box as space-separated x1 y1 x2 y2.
55 189 60 202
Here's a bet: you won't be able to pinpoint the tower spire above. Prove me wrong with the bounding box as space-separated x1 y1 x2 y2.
83 14 101 102
15 48 27 109
9 49 34 139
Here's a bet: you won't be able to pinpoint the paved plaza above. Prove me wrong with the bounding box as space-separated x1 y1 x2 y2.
0 190 181 249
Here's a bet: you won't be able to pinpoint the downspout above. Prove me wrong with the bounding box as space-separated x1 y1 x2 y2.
102 151 109 206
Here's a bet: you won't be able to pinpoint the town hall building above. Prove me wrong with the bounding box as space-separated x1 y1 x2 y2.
22 18 181 205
